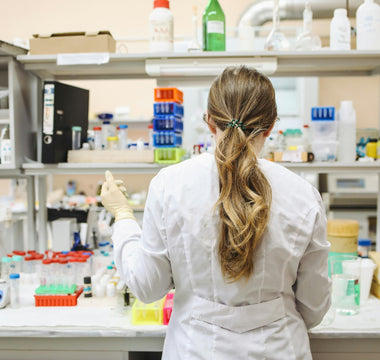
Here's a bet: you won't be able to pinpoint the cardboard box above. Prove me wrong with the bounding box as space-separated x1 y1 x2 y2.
67 149 154 163
274 151 309 163
29 31 116 55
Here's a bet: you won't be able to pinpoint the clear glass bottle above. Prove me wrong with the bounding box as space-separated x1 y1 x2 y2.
188 6 202 52
202 0 226 51
295 1 322 51
264 0 290 51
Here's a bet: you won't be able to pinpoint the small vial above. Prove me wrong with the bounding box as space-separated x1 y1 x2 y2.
72 126 82 150
118 125 128 150
11 255 23 274
358 239 372 258
9 273 20 308
41 259 51 291
93 126 102 150
83 276 92 298
107 136 119 150
148 124 154 149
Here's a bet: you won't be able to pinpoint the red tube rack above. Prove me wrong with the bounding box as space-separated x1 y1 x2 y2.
34 286 83 307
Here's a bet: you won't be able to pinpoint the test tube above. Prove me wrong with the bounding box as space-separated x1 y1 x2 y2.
58 258 69 292
72 126 82 150
9 273 20 308
1 257 11 280
118 125 128 150
11 255 23 274
41 259 51 291
69 258 77 287
24 256 34 274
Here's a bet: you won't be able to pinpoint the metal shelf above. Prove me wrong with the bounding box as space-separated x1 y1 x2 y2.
22 162 168 175
21 161 380 175
282 162 380 174
17 50 380 80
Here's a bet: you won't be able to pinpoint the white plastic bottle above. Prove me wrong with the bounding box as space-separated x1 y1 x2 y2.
356 0 380 50
338 100 357 162
149 0 174 52
330 8 351 50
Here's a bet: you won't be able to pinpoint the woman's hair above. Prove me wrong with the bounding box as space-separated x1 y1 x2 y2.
207 66 277 282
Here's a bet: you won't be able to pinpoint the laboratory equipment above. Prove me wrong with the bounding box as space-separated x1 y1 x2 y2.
188 6 202 52
295 1 321 51
327 219 359 257
358 239 371 258
356 0 380 50
132 297 166 325
0 280 10 309
83 276 92 298
330 9 351 50
366 138 377 159
149 0 174 52
264 0 290 51
338 101 356 162
330 255 361 315
118 125 128 150
360 258 376 303
202 0 226 51
107 136 119 150
9 273 20 308
101 120 116 149
93 126 102 150
0 126 11 164
1 257 11 280
72 126 82 150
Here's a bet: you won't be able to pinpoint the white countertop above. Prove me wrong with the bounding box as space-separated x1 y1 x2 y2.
1 295 380 339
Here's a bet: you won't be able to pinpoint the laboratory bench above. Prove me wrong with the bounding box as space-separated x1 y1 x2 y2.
1 296 380 360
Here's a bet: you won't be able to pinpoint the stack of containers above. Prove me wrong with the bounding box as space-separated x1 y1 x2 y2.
153 87 185 163
310 107 338 161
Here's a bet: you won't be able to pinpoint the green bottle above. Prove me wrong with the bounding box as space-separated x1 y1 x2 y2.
202 0 226 51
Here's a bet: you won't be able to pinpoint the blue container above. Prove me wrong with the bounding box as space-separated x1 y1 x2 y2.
153 116 183 133
311 107 335 121
154 102 184 118
153 131 182 147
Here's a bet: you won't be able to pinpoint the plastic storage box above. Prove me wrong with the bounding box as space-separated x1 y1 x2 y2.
154 87 183 104
131 297 166 325
153 131 182 147
154 148 186 163
153 116 183 133
154 102 184 118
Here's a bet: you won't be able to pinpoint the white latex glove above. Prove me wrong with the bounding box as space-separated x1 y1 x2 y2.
100 170 135 222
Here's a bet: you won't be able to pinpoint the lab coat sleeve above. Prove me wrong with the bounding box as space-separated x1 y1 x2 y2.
112 171 173 303
294 195 331 330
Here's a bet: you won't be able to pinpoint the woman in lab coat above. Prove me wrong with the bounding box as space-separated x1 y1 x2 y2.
101 66 331 360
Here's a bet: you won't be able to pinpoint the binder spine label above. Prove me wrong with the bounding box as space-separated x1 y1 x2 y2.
43 84 55 135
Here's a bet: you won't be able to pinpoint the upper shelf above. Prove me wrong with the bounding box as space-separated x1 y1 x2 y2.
21 161 380 175
17 50 380 80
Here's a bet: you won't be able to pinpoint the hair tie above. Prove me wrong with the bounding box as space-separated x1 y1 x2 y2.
227 119 245 130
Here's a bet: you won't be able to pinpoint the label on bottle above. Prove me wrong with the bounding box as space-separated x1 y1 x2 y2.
150 20 174 48
43 84 55 135
207 20 224 34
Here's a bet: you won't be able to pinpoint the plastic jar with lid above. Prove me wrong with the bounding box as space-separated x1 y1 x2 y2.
118 125 129 150
107 136 119 150
358 239 372 258
93 126 103 150
327 219 359 256
366 138 378 159
102 121 116 149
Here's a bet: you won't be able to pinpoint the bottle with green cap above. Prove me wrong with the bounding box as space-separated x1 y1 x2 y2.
72 126 82 150
202 0 226 51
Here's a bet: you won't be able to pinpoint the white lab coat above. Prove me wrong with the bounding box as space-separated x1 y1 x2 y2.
113 153 331 360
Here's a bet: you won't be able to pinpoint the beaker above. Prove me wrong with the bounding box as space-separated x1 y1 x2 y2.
330 255 361 315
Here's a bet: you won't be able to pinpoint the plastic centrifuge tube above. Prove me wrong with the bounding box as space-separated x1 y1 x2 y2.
9 273 20 308
264 0 290 51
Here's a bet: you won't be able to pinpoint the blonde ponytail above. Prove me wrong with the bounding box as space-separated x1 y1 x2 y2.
208 66 277 282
